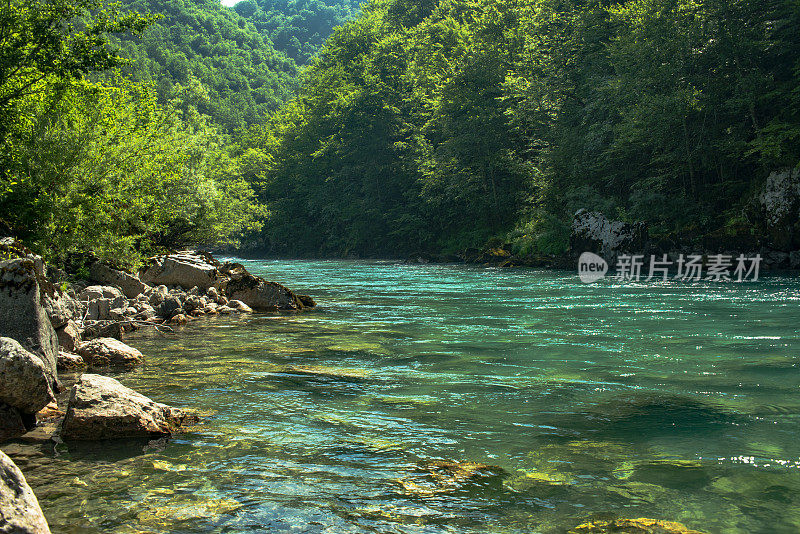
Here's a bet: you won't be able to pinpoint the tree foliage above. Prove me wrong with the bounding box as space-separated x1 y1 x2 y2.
242 0 800 257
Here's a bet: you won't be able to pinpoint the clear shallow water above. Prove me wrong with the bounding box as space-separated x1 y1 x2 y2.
8 260 800 533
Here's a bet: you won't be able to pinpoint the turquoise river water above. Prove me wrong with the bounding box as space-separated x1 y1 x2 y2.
6 260 800 533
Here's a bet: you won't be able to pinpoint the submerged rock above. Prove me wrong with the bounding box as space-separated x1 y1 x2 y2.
76 338 143 370
569 517 707 534
627 459 711 489
0 450 52 534
61 374 199 440
397 460 505 497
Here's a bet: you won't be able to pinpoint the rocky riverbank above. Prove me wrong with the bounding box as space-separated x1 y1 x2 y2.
0 240 316 532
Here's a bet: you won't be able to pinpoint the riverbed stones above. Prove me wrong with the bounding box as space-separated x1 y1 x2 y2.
397 460 505 497
569 517 707 534
0 338 56 415
41 289 79 329
61 374 198 440
140 252 221 290
0 450 52 534
0 258 59 387
76 338 143 370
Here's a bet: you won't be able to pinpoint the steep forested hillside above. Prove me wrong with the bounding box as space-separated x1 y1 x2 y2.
0 0 266 267
108 0 298 132
240 0 800 257
237 0 363 65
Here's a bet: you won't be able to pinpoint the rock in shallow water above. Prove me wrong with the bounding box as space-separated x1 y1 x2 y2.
0 258 59 388
0 450 52 533
76 337 143 370
56 351 86 371
0 337 56 415
61 374 199 440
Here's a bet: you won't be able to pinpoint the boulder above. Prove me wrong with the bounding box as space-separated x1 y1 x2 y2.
76 338 143 370
0 450 52 533
140 252 221 290
57 351 86 372
41 290 79 329
157 295 182 318
227 300 253 313
0 258 59 387
79 285 124 302
571 209 648 262
55 320 81 353
89 262 147 299
221 265 304 311
0 405 27 442
297 294 316 308
81 321 123 341
61 374 198 440
0 338 56 415
169 314 188 326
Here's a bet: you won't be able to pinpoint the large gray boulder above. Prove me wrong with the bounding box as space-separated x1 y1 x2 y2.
140 253 221 290
61 374 198 440
0 259 59 387
89 263 147 299
0 338 56 415
0 450 52 533
76 338 143 370
570 209 648 262
220 264 304 311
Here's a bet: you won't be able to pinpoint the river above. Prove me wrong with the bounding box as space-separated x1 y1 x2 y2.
9 260 800 533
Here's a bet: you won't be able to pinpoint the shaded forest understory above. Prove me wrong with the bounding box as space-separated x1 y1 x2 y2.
1 0 799 267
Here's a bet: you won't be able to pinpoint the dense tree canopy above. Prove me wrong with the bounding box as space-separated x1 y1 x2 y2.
246 0 364 65
108 0 298 132
0 0 267 268
239 0 800 257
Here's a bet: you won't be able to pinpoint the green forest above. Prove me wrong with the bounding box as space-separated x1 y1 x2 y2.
1 0 799 266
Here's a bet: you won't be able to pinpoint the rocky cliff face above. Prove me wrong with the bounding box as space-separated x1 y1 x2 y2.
757 168 800 251
570 209 649 262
